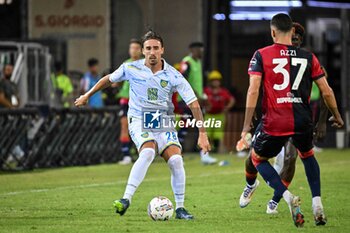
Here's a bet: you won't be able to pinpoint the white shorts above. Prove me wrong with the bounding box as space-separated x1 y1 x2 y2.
128 117 182 155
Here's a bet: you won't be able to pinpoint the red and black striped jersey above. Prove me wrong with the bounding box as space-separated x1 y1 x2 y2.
248 43 325 136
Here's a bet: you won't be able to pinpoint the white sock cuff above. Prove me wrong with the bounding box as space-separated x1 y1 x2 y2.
282 190 292 203
312 196 323 207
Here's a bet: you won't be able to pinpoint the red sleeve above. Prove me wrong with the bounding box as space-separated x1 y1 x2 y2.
311 53 325 80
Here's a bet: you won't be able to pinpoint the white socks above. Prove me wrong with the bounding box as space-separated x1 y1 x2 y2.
200 150 206 157
312 196 323 208
168 154 186 209
282 190 293 203
123 148 155 202
122 150 186 209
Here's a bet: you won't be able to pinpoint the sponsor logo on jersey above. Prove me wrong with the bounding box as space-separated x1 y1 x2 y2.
287 92 294 97
147 88 158 101
250 58 257 65
277 97 302 104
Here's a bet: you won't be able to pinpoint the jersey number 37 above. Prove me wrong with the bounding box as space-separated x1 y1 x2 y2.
272 58 307 91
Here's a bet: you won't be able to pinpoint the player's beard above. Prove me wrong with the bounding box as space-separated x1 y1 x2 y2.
148 56 158 66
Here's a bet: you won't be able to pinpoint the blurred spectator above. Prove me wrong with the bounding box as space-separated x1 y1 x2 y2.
117 38 143 165
52 62 73 107
174 42 205 114
176 42 217 164
0 63 19 108
0 63 24 165
80 58 104 108
180 42 204 100
204 70 235 152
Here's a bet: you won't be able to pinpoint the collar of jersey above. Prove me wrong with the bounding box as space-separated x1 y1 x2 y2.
274 43 294 47
142 58 168 74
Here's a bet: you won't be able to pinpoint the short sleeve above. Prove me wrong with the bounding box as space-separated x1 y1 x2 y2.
311 54 325 80
248 50 263 76
173 72 197 105
109 64 128 83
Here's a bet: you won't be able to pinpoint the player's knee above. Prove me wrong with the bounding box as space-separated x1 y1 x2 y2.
298 149 314 159
167 154 183 169
285 145 297 161
251 150 263 167
139 148 156 163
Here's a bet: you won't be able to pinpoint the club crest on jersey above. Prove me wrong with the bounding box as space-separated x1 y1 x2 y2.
250 58 257 65
160 80 168 88
141 132 149 138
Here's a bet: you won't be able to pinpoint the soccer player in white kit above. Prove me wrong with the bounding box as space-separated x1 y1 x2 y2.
75 31 211 220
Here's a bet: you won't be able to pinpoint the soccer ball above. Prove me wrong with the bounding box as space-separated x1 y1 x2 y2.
148 196 174 221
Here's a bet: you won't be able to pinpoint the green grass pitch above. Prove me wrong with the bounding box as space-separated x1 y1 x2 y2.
1 149 350 233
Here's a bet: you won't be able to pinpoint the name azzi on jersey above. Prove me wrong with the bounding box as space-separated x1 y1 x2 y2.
280 49 296 56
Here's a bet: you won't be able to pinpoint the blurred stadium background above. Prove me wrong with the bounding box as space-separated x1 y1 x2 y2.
0 0 349 171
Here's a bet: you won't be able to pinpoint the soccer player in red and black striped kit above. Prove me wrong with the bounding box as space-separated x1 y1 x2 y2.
239 22 330 216
239 13 343 227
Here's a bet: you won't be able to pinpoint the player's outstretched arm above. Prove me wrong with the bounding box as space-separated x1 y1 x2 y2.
188 100 211 153
75 75 112 106
314 77 344 128
241 75 262 137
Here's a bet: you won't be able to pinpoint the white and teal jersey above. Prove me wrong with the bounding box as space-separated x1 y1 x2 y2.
109 59 197 118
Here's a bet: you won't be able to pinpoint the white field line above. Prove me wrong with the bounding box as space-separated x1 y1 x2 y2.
0 170 240 197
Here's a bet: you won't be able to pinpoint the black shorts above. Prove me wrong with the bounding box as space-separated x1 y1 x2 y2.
253 123 314 158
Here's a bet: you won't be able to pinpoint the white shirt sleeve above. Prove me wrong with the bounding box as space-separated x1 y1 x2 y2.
109 64 129 83
173 72 197 105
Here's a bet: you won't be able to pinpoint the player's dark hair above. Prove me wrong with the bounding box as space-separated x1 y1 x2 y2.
87 58 99 67
270 13 293 33
129 38 142 47
293 22 305 38
141 30 164 47
189 42 204 49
